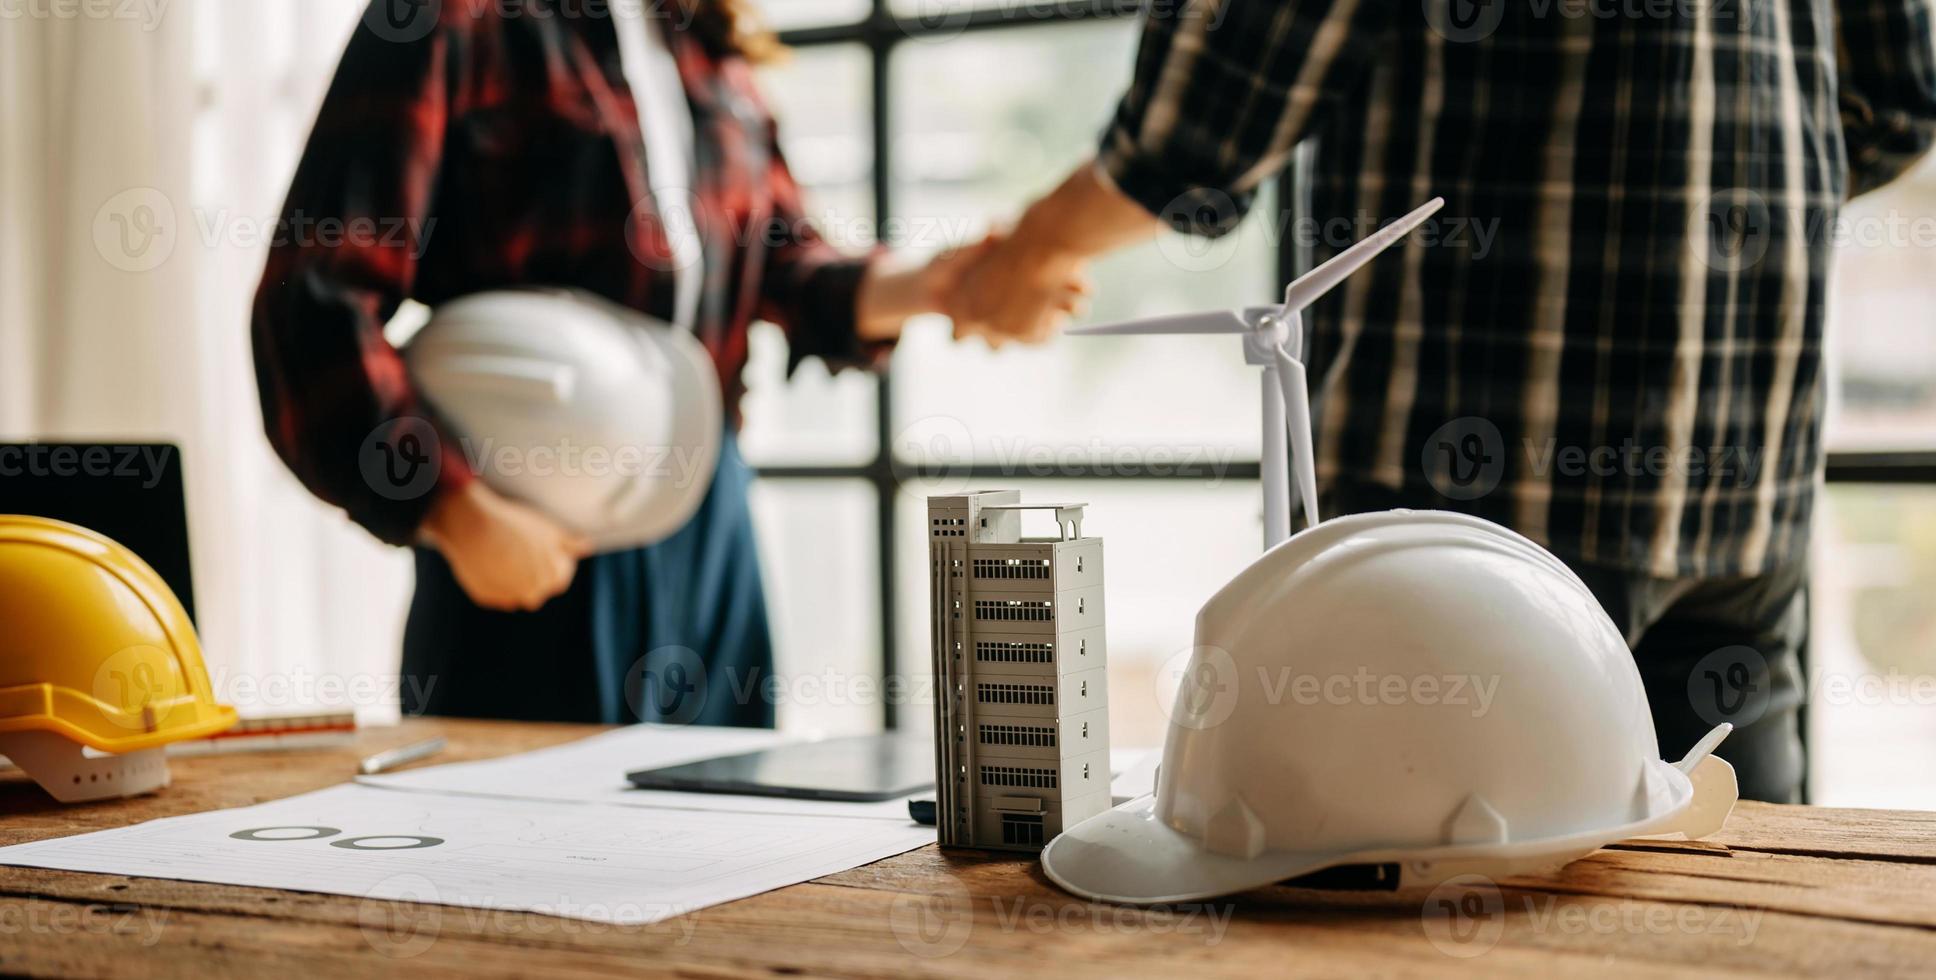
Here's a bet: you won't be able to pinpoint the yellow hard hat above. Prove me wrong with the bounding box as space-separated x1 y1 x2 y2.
0 515 235 801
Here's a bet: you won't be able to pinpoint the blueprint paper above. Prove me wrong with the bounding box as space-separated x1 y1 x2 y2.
0 783 932 925
361 723 1159 817
357 724 918 819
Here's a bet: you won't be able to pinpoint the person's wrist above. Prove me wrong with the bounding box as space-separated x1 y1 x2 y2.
856 255 929 340
915 254 956 316
1016 161 1160 261
1012 207 1082 267
420 480 481 550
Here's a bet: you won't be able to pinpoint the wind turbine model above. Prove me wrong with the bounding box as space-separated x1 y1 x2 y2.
1069 197 1445 549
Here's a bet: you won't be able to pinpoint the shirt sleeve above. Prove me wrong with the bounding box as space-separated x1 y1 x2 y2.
751 108 887 376
250 21 474 547
1097 0 1395 237
1836 0 1936 198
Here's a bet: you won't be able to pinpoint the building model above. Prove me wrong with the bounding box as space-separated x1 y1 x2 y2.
927 490 1110 850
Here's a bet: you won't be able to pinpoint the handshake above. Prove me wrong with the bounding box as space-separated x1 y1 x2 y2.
909 166 1158 348
922 224 1095 349
858 166 1154 351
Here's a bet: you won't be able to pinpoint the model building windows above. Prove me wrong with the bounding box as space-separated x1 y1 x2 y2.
977 682 1055 706
979 723 1057 747
980 765 1058 789
971 558 1050 580
976 640 1054 663
1000 812 1046 846
973 599 1053 622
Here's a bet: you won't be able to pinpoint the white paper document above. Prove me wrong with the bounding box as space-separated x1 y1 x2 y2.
0 724 1152 925
360 723 1159 815
358 723 916 819
0 782 932 925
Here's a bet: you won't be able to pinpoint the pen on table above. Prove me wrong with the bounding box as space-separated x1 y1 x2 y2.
357 737 447 775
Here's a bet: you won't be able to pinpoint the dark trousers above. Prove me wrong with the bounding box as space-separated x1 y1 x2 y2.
401 435 775 728
1327 480 1807 803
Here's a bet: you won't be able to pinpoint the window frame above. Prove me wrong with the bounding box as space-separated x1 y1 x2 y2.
768 0 1936 730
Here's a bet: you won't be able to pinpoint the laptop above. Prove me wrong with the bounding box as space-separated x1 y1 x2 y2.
0 442 197 623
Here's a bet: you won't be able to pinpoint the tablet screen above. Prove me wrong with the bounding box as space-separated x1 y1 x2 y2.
626 733 935 802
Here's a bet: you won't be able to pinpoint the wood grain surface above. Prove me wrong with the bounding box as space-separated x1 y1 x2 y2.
1 718 1931 978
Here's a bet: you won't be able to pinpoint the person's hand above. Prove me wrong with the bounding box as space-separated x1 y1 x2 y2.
935 228 1092 347
419 480 593 612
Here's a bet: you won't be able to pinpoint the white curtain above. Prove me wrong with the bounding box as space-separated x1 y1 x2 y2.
0 1 414 724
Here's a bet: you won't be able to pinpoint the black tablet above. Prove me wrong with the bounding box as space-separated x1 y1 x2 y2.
625 733 934 802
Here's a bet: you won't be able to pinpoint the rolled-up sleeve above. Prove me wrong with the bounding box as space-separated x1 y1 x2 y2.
1098 0 1393 237
753 115 886 376
250 21 473 546
1836 0 1936 198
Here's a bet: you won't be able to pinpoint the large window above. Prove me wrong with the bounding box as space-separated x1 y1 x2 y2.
746 1 1281 738
752 2 1936 808
1812 152 1936 808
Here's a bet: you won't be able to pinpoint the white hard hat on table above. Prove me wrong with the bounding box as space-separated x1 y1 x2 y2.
1042 510 1739 904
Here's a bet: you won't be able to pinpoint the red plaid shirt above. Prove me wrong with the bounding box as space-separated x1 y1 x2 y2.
252 0 882 546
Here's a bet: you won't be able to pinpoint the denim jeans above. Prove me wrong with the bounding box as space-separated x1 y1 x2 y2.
401 433 775 729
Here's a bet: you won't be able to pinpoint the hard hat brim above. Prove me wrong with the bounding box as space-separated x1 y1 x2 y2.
1041 794 1338 905
1044 752 1738 906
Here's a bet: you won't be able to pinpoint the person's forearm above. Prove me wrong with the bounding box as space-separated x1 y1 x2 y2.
1011 163 1164 262
854 253 942 342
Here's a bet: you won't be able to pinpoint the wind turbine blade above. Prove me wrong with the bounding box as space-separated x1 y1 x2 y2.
1067 310 1251 336
1273 343 1322 531
1281 197 1445 311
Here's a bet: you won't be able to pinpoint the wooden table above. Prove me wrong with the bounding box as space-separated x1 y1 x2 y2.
1 718 1931 978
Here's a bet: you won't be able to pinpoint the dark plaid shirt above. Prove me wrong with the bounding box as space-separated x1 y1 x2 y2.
1101 0 1936 577
253 0 881 546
